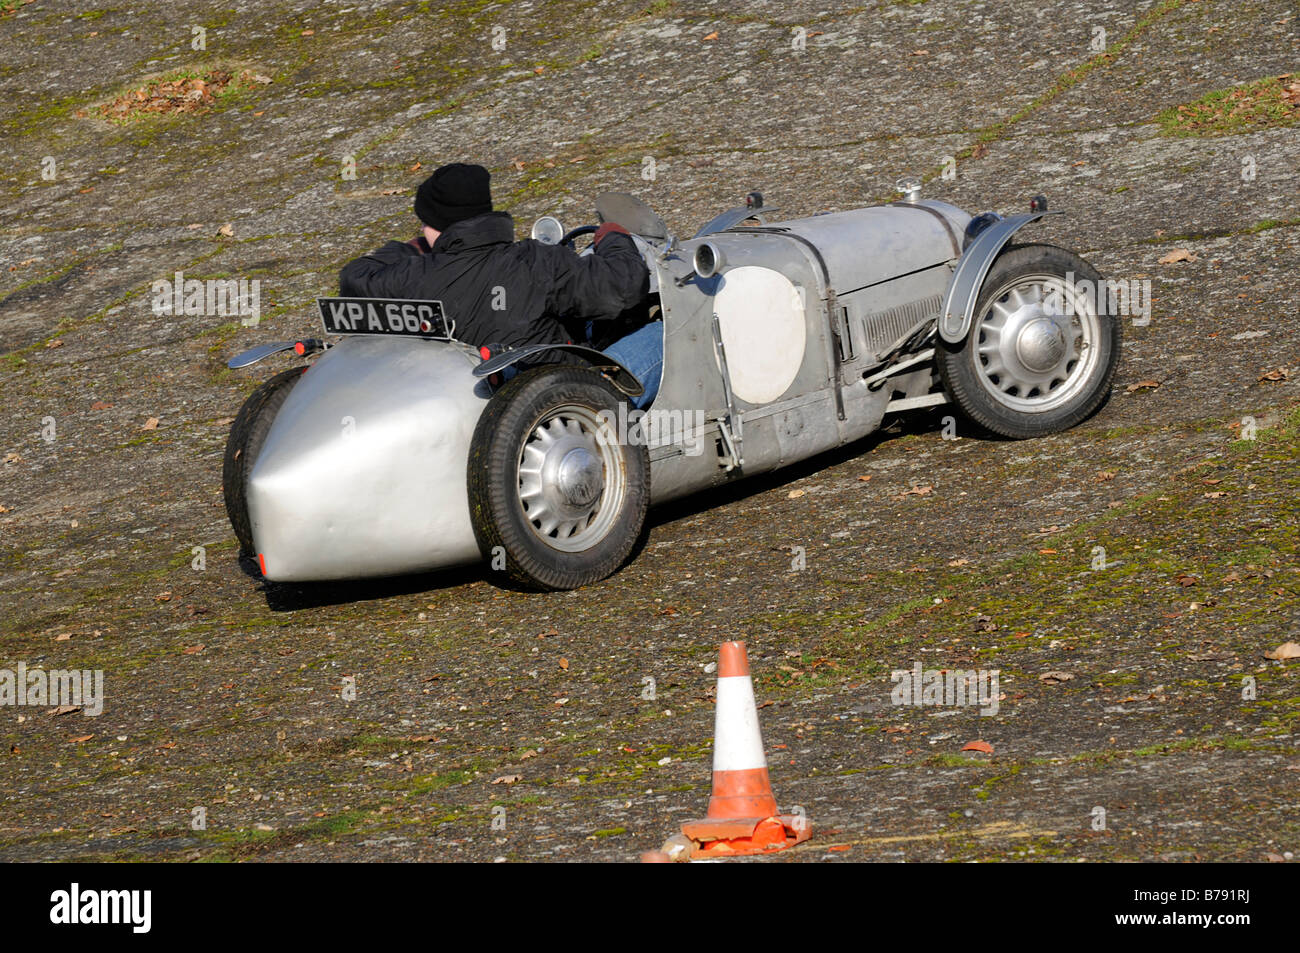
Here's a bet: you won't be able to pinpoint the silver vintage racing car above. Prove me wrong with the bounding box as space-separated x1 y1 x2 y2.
223 185 1119 591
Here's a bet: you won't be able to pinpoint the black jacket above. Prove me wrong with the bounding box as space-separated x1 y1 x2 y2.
338 212 649 354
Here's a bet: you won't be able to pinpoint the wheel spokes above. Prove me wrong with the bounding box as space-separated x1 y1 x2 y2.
969 273 1101 413
515 404 625 551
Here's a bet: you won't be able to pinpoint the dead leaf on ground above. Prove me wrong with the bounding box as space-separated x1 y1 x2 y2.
1125 379 1161 394
1158 248 1196 265
702 31 718 41
787 488 806 499
1264 642 1300 661
1039 671 1074 683
217 223 234 238
182 644 205 655
141 417 159 431
1258 367 1289 382
90 401 113 410
962 740 994 754
67 734 94 744
897 485 933 499
558 658 569 670
491 775 521 785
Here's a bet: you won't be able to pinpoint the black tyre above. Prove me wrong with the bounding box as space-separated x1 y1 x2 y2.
937 243 1121 439
222 367 305 556
468 365 650 591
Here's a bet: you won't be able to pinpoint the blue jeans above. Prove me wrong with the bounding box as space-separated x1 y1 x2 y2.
602 321 663 409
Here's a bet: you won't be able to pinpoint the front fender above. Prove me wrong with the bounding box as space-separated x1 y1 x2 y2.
939 210 1063 342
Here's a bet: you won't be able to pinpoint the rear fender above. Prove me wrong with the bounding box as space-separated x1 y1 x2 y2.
228 339 326 369
228 341 300 369
472 343 644 398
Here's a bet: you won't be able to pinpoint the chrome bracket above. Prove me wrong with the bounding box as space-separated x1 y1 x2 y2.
711 312 744 471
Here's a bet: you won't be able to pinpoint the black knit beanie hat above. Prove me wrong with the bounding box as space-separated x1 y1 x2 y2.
414 163 493 231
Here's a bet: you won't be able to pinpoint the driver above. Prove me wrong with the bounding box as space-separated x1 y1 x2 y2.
339 162 662 407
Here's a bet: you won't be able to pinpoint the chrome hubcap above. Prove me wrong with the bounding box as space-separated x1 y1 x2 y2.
554 447 603 508
1016 317 1068 372
974 274 1100 413
517 405 625 552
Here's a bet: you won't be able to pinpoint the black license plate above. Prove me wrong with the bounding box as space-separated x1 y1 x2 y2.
317 297 451 338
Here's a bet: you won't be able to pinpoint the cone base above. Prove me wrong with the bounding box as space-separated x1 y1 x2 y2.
681 815 812 857
704 767 780 820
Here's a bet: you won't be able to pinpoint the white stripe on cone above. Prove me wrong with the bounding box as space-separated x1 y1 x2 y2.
712 674 768 772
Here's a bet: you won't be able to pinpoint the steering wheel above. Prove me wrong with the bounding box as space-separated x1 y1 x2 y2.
561 225 598 249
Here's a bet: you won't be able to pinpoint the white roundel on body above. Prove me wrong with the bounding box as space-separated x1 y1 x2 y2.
713 266 806 405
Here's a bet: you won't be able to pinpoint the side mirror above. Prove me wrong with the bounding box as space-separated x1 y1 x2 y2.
530 215 565 245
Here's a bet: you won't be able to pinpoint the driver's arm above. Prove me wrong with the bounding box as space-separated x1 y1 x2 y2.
338 240 426 299
531 225 649 322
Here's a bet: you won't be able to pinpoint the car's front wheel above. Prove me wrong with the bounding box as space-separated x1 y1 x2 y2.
937 243 1121 439
467 365 650 590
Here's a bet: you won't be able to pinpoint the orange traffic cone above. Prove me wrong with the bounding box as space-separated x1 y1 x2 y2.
680 641 811 856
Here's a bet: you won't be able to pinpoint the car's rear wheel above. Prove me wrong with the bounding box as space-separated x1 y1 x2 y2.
222 367 305 556
467 365 649 590
937 243 1121 438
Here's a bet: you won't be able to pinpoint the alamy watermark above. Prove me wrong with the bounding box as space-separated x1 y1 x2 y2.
50 883 150 933
890 662 1000 716
597 404 707 456
1 662 104 715
151 271 261 326
1059 271 1151 326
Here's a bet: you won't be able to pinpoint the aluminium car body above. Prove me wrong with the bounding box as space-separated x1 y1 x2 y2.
228 187 1115 588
